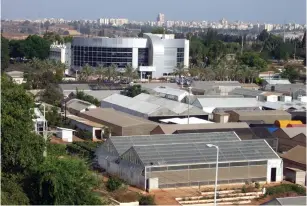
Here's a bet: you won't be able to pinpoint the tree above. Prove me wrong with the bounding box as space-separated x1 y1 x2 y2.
1 75 45 173
121 85 148 97
190 38 206 65
9 39 26 58
280 65 300 83
173 63 187 78
23 35 51 59
238 52 267 71
95 65 105 82
80 64 93 81
1 35 10 69
104 64 118 81
63 35 73 43
151 27 166 34
43 32 63 44
38 84 63 106
258 29 270 42
123 63 138 82
32 156 103 205
45 106 62 128
76 90 100 106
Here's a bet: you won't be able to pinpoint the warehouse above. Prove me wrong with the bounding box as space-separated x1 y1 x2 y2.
227 110 292 124
78 108 158 136
101 93 209 121
95 132 283 190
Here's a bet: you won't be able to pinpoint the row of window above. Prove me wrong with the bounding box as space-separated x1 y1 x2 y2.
177 57 184 63
72 47 133 52
49 51 61 58
74 62 131 67
73 52 133 58
147 161 267 172
159 177 267 188
177 48 184 53
74 57 132 62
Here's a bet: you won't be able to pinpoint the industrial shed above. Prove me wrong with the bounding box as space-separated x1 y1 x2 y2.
78 108 158 136
191 81 241 95
152 86 189 102
272 127 306 153
95 132 282 190
66 98 97 115
150 122 250 135
133 93 206 117
101 94 209 121
191 97 261 114
229 88 264 98
227 110 292 124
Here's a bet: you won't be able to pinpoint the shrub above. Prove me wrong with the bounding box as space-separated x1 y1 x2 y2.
242 185 247 193
106 176 124 192
139 195 155 205
265 184 306 197
255 182 260 189
47 143 67 157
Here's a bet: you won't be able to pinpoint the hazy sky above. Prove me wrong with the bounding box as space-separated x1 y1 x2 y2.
1 0 306 24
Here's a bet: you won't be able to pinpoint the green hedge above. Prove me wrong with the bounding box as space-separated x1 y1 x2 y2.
265 184 306 196
139 195 156 205
106 176 125 192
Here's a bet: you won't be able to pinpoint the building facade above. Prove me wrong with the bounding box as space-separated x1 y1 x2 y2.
71 33 189 78
49 42 72 69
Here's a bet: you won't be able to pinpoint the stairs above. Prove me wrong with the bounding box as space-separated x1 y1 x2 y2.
176 189 263 205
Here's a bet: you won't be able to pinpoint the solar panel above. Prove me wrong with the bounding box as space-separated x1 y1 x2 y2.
131 139 279 166
108 131 241 155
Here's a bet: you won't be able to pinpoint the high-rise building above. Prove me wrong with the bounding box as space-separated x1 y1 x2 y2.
157 13 165 23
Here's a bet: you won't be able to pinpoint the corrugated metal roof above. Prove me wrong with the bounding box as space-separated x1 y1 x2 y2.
153 86 189 97
264 79 291 85
229 88 264 97
234 110 291 117
260 100 307 111
192 81 241 89
66 98 95 111
196 98 261 109
274 120 302 128
278 127 306 138
134 93 206 115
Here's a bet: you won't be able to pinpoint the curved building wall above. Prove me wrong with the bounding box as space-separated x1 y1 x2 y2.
71 35 189 78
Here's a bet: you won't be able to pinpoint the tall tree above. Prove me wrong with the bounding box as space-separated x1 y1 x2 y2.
123 63 138 82
1 35 10 69
80 64 93 81
1 75 45 173
104 64 118 81
23 35 51 59
280 65 300 83
173 63 187 79
31 157 103 205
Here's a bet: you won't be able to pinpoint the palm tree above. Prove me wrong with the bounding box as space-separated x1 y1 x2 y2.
81 64 93 81
104 64 118 81
123 63 138 83
95 64 105 82
173 63 187 79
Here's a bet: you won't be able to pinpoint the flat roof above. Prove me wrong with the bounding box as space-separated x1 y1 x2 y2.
233 110 291 116
129 139 279 166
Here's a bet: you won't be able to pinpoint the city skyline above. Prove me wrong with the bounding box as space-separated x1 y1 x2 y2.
2 0 306 24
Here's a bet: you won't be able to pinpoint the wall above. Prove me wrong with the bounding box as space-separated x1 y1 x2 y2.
266 159 283 183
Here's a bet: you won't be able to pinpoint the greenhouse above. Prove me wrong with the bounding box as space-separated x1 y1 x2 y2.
95 132 283 190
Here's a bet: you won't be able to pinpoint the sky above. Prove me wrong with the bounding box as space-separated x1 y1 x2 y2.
1 0 306 24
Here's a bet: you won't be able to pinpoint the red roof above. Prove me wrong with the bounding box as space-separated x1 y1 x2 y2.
287 124 306 128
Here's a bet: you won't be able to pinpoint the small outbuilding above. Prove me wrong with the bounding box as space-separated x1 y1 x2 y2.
56 127 75 142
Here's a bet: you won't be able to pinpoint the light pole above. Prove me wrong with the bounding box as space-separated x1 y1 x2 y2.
35 102 47 157
75 70 79 80
206 144 219 206
187 86 192 124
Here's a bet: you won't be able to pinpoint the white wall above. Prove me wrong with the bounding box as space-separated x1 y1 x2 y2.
267 95 278 102
57 129 73 142
267 159 283 183
12 77 24 84
132 47 138 69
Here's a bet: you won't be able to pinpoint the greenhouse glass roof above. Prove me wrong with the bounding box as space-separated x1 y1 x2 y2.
108 131 240 155
130 139 279 166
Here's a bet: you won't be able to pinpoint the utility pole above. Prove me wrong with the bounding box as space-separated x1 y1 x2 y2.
241 35 244 55
294 41 296 60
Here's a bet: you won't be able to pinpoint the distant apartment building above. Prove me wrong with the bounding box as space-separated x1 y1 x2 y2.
71 33 189 78
49 42 71 69
265 24 274 32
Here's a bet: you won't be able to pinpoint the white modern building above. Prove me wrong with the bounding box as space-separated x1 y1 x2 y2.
49 42 72 70
71 33 189 78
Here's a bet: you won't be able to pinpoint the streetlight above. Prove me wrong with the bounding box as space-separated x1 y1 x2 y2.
187 86 192 124
35 102 47 157
206 144 219 206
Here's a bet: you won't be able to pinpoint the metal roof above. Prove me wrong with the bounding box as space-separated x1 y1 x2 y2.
130 139 279 166
233 110 291 116
134 93 206 115
280 145 306 165
263 196 307 205
59 84 91 91
260 100 307 111
66 99 95 111
278 127 306 138
192 81 241 89
229 88 264 97
153 86 189 97
6 70 24 78
101 94 172 117
159 117 214 124
107 131 241 155
195 98 261 113
263 79 291 85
